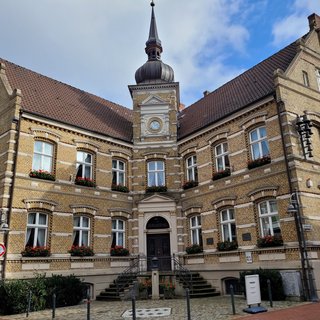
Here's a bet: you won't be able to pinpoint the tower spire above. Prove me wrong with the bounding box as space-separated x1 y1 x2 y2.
145 0 162 60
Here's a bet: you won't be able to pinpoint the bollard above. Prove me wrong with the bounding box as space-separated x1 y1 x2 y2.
186 288 191 320
26 290 32 318
131 291 136 320
267 279 273 308
230 285 236 315
86 290 91 320
52 293 56 319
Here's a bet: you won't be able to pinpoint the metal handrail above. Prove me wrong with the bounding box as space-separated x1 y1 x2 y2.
172 256 193 293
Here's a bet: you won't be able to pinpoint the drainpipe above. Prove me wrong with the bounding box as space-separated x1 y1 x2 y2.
275 97 310 301
2 98 22 280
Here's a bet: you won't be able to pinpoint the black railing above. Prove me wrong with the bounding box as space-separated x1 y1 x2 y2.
172 256 193 293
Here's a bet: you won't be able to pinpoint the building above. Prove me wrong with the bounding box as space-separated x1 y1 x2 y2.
0 4 320 300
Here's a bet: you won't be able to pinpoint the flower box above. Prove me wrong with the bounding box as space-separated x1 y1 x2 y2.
29 170 55 181
182 180 198 190
217 240 238 251
212 168 231 181
75 177 96 187
111 184 129 193
257 235 283 248
160 280 175 299
68 245 94 256
185 244 203 254
247 155 271 169
21 246 50 257
146 185 167 193
110 245 129 256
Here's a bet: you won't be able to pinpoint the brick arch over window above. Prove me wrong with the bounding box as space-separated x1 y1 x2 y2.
109 208 131 220
247 186 279 202
70 205 98 216
211 196 237 210
24 199 58 212
30 127 61 142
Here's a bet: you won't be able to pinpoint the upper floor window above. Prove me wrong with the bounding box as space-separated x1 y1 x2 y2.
258 200 281 237
73 216 90 246
249 126 269 160
302 71 310 87
112 159 125 185
76 151 93 179
220 208 236 242
186 155 198 182
32 141 53 173
147 161 165 187
112 219 125 247
26 212 48 247
215 142 230 171
316 68 320 91
190 215 202 245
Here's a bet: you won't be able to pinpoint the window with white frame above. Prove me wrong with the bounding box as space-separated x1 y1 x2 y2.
316 68 320 91
190 215 202 245
249 126 270 160
76 151 93 179
215 142 230 171
32 141 54 173
147 160 165 186
26 212 48 247
111 219 125 247
258 200 281 237
186 155 198 181
73 216 90 246
112 159 125 185
302 71 310 87
220 208 236 242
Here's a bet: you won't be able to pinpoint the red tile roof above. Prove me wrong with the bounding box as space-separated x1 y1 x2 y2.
177 41 298 139
1 59 133 143
1 39 299 143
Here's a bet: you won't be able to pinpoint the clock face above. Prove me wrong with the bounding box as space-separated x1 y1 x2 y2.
150 120 161 131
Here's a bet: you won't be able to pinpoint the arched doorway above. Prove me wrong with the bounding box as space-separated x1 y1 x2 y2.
146 216 171 271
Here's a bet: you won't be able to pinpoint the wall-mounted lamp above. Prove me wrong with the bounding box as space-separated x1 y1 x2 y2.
0 209 9 232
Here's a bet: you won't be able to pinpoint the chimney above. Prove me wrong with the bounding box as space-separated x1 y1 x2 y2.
308 13 320 31
203 90 210 97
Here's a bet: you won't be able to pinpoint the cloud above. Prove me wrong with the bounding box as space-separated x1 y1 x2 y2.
272 0 320 46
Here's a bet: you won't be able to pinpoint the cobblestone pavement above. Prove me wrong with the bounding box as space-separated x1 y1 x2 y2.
0 297 309 320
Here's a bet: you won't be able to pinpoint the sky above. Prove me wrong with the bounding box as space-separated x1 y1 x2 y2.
0 0 320 109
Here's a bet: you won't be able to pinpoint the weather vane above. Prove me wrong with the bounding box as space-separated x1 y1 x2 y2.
151 0 155 7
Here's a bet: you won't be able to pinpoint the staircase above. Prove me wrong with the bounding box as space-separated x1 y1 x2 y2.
176 271 220 298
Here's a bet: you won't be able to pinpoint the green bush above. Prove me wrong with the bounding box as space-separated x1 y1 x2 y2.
0 274 86 315
240 268 285 300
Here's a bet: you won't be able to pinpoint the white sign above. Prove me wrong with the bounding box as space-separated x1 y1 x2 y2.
245 251 253 263
0 243 6 257
245 275 261 305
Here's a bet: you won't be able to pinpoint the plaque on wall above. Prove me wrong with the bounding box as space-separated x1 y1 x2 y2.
242 233 252 241
206 238 214 245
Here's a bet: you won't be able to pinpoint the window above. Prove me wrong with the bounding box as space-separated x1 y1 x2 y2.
112 159 126 185
249 126 270 160
316 68 320 91
111 219 125 247
186 155 198 181
220 208 236 242
26 212 48 247
302 71 310 87
258 200 281 237
32 141 53 172
215 142 230 171
76 151 93 179
147 161 165 187
190 215 202 245
73 216 90 246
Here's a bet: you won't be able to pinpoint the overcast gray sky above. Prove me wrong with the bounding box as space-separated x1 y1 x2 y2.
0 0 319 108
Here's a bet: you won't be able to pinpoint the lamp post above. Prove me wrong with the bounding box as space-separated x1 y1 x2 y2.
0 209 10 280
287 191 318 301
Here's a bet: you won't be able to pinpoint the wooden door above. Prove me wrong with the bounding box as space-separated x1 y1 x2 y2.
147 233 171 271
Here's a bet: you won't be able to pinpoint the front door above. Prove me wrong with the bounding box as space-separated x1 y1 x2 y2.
147 233 171 271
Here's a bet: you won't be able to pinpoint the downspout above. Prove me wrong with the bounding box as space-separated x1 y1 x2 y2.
275 96 309 300
2 93 22 280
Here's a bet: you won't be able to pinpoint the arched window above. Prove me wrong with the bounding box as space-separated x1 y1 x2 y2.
26 212 48 247
73 216 90 246
186 155 198 182
258 199 281 237
190 215 202 245
112 159 126 186
147 160 165 187
220 208 236 242
32 141 54 173
112 219 125 247
249 126 269 160
215 142 230 171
